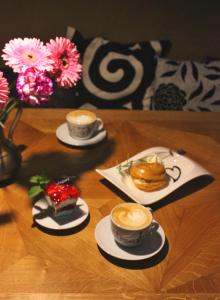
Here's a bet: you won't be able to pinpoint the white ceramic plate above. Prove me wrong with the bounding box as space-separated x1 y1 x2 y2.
95 215 165 260
32 197 89 230
56 123 107 146
96 146 211 205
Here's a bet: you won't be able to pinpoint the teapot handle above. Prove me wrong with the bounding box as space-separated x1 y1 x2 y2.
8 102 23 142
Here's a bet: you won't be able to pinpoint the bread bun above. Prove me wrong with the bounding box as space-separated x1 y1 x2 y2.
130 162 168 192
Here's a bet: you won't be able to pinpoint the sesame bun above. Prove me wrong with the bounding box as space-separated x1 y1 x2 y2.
130 162 168 192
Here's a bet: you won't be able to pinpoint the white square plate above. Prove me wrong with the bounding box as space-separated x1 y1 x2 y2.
96 146 211 205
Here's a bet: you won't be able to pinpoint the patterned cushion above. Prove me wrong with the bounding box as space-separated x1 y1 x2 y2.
67 26 171 109
150 58 220 111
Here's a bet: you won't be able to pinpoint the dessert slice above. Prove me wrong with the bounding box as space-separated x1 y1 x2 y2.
45 183 79 217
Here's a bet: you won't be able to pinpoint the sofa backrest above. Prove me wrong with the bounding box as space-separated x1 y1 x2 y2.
0 0 219 62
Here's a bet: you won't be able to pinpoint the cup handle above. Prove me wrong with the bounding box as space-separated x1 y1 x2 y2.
96 118 104 132
145 207 158 234
148 221 159 235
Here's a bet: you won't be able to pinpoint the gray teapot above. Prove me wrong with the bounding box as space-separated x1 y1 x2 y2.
0 105 22 182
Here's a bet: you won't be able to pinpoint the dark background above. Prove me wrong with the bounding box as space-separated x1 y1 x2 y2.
0 0 219 63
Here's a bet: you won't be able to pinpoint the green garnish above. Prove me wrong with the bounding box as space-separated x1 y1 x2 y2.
117 159 134 175
28 175 50 198
117 151 173 176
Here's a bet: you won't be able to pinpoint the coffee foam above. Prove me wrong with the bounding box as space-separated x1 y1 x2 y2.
112 204 152 229
70 114 94 125
66 110 96 125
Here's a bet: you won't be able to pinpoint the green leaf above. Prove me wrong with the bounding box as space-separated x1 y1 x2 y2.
28 186 44 198
40 178 50 185
29 175 49 185
29 175 41 183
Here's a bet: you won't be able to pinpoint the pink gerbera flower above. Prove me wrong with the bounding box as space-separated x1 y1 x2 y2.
0 71 9 110
16 67 53 106
1 38 53 73
47 37 82 88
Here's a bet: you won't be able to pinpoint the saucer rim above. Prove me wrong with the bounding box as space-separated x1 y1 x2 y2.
56 122 107 146
95 214 166 261
32 197 89 230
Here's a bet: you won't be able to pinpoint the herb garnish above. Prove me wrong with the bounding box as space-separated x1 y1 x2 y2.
28 175 50 198
116 150 176 176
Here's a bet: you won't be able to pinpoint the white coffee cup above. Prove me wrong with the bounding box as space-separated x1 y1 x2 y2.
66 110 103 140
111 203 153 247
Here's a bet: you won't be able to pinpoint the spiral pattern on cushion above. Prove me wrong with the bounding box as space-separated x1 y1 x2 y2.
69 26 171 109
82 38 144 101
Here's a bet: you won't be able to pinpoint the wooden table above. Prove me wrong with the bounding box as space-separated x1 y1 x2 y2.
0 109 220 299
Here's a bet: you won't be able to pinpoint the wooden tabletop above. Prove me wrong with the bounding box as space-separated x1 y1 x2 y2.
1 109 220 299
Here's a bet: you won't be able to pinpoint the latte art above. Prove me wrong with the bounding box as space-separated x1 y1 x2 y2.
112 203 152 229
71 114 94 125
115 210 148 228
67 112 95 125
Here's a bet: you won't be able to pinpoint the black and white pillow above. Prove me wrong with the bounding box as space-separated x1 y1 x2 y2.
67 26 171 109
150 58 220 111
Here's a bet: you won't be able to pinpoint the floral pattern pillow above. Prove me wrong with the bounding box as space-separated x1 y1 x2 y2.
150 58 220 111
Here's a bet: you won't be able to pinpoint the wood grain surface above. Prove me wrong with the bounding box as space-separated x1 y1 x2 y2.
0 109 220 299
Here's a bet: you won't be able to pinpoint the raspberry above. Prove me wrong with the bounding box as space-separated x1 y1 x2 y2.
45 183 79 204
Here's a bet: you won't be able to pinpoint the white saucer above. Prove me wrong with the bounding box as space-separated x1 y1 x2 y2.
95 215 166 261
32 197 89 230
56 123 107 146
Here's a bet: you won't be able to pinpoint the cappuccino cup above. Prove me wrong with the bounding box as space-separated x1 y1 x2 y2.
66 110 103 140
111 203 153 247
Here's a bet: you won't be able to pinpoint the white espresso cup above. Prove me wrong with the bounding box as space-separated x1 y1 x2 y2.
66 110 103 140
111 203 153 247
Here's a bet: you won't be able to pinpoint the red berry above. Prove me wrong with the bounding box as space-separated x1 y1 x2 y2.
45 183 79 204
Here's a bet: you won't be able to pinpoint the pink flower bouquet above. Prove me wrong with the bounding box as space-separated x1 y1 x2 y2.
0 37 82 125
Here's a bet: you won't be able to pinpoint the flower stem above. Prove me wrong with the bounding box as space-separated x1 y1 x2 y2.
0 98 21 126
